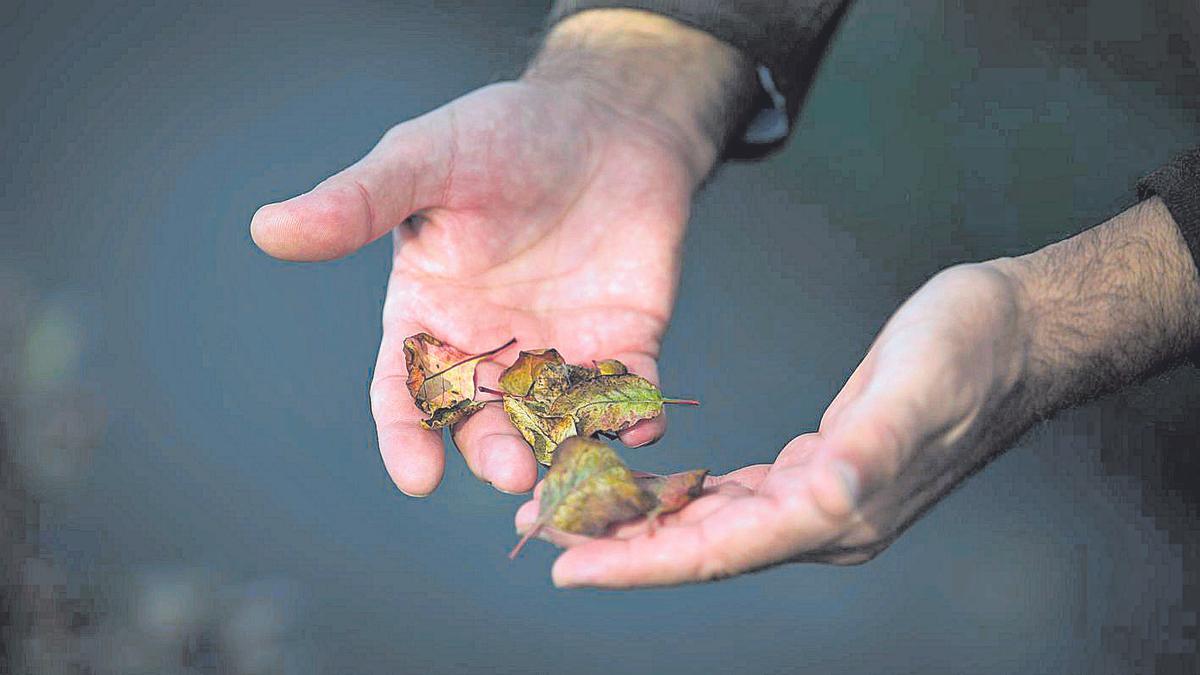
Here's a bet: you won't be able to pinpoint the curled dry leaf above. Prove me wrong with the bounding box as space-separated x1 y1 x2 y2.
502 396 577 466
548 373 700 437
593 359 628 376
402 333 515 429
637 469 709 530
565 363 602 385
498 348 569 409
510 437 654 559
421 400 486 429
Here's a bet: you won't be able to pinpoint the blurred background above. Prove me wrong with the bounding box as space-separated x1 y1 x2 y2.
3 0 1199 673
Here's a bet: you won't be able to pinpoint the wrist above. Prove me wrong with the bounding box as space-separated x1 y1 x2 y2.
523 9 757 180
978 257 1041 412
991 198 1200 418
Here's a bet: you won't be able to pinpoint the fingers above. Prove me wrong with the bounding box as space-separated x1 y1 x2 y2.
550 494 798 588
610 352 667 447
370 321 447 497
370 372 446 497
251 115 449 262
512 471 761 554
451 362 538 494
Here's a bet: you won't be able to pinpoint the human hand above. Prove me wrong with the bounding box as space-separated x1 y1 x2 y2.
250 10 755 496
518 195 1200 588
517 262 1037 586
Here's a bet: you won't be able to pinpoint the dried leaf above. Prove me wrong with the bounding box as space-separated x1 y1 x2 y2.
502 397 577 465
403 333 515 429
561 358 627 385
547 373 699 436
498 349 571 411
594 359 628 376
637 469 709 528
565 363 601 386
420 400 487 430
510 437 654 558
498 349 561 396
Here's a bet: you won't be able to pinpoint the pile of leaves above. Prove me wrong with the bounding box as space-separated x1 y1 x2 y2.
402 333 707 557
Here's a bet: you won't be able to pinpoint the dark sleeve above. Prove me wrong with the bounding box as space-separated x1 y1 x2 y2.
1138 147 1200 278
1137 147 1200 363
548 0 852 160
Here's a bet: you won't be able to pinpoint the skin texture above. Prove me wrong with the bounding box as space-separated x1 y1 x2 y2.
517 198 1200 588
250 10 751 496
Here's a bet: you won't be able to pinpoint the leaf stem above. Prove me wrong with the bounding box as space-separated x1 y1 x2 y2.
509 525 542 560
478 385 524 399
662 398 700 406
429 337 517 379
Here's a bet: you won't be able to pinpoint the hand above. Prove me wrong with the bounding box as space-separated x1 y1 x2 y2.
518 195 1200 588
250 10 754 496
518 262 1036 587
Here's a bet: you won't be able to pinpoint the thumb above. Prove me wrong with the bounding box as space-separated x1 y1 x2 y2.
251 115 450 262
806 374 927 519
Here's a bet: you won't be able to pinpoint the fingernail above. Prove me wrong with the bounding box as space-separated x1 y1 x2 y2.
488 476 528 496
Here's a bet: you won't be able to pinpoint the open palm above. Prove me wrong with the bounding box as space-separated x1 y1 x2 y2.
252 81 705 495
519 264 1033 587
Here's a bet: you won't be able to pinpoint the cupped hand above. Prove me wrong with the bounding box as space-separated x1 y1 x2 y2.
517 263 1038 587
252 81 708 496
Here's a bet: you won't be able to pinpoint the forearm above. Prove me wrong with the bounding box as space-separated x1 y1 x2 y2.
524 9 758 177
1000 197 1200 417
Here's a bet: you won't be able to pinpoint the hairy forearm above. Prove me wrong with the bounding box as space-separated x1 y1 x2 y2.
1000 197 1200 417
524 9 758 177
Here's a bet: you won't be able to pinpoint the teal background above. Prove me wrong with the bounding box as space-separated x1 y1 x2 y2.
2 0 1198 672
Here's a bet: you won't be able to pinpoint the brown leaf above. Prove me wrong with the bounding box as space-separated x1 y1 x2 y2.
547 373 699 436
501 397 577 465
498 349 571 411
565 363 601 386
498 349 561 396
560 358 627 386
637 469 709 529
403 333 515 429
510 437 654 559
418 400 487 431
593 359 628 376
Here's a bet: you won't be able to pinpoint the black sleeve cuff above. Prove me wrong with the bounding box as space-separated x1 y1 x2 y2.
1137 146 1200 363
1137 147 1200 280
548 0 850 161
